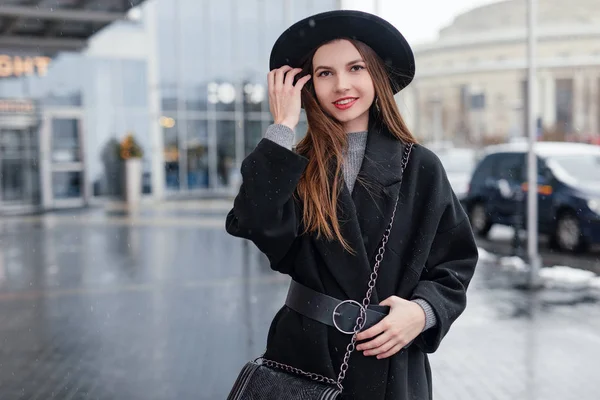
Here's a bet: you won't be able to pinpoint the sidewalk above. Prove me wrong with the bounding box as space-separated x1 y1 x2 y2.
0 205 597 399
430 257 600 400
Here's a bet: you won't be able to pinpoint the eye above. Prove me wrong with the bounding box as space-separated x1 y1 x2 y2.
350 65 365 72
317 70 332 77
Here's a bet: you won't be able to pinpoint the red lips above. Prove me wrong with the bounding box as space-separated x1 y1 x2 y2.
333 97 358 110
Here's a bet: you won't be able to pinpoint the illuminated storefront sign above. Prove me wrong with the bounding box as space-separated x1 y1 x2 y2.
0 99 35 113
0 55 51 78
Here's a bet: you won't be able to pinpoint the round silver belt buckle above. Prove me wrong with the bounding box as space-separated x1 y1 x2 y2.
332 300 366 335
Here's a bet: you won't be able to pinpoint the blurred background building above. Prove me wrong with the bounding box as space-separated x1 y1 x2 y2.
403 0 600 147
0 0 337 214
2 0 599 214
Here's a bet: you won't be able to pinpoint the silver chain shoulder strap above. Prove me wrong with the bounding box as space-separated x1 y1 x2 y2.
263 143 414 392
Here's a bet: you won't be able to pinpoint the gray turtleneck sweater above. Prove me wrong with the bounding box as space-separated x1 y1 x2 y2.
264 124 437 332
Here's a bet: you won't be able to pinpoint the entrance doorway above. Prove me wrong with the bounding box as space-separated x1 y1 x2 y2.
40 109 87 208
0 127 40 211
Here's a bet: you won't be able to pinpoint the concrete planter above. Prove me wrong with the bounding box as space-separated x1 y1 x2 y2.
124 158 142 204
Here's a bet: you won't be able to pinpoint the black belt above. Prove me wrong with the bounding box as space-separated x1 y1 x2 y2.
285 280 389 335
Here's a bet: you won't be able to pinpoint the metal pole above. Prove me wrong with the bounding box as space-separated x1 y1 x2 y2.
526 0 542 288
145 0 165 201
174 0 188 192
283 0 292 24
374 0 382 15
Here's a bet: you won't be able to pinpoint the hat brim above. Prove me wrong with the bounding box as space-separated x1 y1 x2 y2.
269 10 415 94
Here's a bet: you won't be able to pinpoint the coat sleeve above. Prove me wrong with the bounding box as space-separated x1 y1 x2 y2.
225 137 309 272
410 167 479 353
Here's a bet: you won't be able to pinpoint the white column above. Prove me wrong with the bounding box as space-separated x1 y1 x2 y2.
283 0 293 24
588 73 599 135
541 72 556 128
144 0 165 201
573 71 585 132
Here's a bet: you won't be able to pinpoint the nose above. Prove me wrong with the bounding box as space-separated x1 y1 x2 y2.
334 72 350 93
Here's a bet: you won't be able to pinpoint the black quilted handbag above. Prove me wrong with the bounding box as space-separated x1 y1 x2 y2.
227 360 340 400
227 144 413 399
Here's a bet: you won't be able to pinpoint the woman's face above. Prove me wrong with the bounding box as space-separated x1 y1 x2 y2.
312 39 375 132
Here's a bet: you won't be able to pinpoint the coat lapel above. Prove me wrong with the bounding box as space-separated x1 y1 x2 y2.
314 181 373 302
313 122 407 304
352 123 407 267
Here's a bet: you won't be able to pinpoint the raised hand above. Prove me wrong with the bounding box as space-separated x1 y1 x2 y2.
268 66 311 131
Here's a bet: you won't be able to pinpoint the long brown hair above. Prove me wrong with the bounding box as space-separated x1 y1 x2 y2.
295 38 417 252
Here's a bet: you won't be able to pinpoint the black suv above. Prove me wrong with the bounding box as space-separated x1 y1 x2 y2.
463 142 600 252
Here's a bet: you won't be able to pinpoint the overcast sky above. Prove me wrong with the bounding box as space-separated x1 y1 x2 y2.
341 0 500 45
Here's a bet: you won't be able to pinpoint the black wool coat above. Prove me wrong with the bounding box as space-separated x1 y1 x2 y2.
226 124 479 400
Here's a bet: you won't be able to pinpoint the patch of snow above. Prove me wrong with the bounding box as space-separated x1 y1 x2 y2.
477 247 497 262
488 226 518 241
540 265 596 290
499 256 529 271
588 277 600 291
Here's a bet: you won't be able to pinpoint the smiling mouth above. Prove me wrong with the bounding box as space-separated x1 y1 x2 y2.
333 98 358 110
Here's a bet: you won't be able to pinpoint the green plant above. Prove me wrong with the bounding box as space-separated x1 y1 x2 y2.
119 132 144 160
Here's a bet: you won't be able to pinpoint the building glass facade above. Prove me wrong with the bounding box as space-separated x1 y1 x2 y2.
0 33 152 212
0 0 339 213
155 0 338 195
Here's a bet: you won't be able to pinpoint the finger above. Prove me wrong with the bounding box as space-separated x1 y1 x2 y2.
284 68 302 88
365 337 396 356
357 331 391 352
376 343 403 359
274 66 293 90
294 74 312 91
356 320 387 341
379 296 399 307
267 71 275 92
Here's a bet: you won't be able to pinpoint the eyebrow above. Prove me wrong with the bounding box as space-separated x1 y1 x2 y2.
313 59 365 73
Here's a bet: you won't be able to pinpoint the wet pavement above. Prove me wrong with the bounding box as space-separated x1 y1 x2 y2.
0 200 599 400
477 226 600 275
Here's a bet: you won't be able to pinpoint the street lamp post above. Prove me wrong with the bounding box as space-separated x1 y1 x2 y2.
526 0 542 288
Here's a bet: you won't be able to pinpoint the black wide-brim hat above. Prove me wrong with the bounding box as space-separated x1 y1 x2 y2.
269 10 415 94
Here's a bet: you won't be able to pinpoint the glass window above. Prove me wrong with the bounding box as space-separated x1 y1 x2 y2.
235 0 262 78
295 119 308 144
216 120 236 188
0 130 24 158
1 159 24 201
496 153 524 181
209 82 237 112
244 120 263 157
121 60 148 108
52 171 83 199
156 1 178 86
51 119 81 163
163 121 180 190
472 154 496 183
546 154 600 183
243 81 266 113
186 119 210 189
207 0 234 83
161 83 178 111
179 0 208 111
185 83 209 111
0 127 41 204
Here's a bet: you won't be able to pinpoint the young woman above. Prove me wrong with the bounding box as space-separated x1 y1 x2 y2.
226 10 478 400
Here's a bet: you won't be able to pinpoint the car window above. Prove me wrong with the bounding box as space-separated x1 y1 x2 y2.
471 155 495 183
545 154 600 183
495 153 524 181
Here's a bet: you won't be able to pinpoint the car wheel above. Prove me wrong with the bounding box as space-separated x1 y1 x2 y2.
554 211 587 253
469 202 492 237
